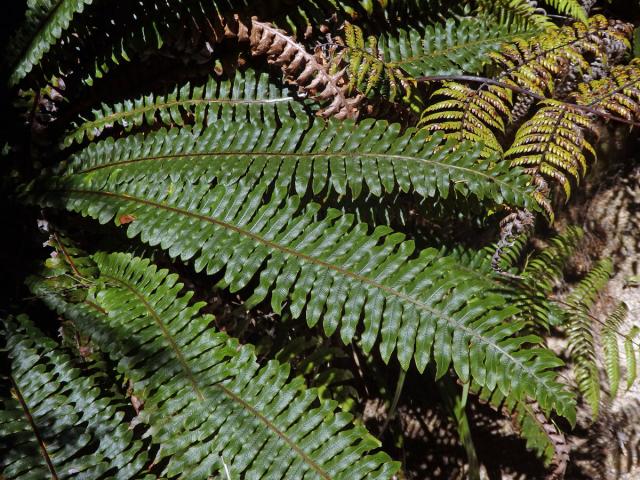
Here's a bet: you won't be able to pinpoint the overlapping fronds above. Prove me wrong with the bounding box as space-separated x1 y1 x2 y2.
512 226 584 329
0 314 153 479
63 70 305 147
342 17 525 102
565 260 613 417
274 334 358 411
56 118 537 207
26 251 398 479
27 174 575 422
421 15 632 157
6 0 94 86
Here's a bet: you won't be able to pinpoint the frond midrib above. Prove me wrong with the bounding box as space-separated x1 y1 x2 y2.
100 271 332 480
8 0 65 73
65 96 296 141
387 30 525 69
9 375 60 480
62 187 560 398
66 149 528 196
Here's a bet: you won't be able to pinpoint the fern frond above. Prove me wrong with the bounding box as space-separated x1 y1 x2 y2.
6 0 94 86
383 17 528 77
421 80 513 156
476 0 556 31
342 22 413 103
421 15 632 158
506 99 596 203
28 251 399 479
249 20 362 119
63 70 305 147
342 16 525 102
56 119 537 208
28 175 575 422
565 259 614 417
625 326 640 390
543 0 588 21
474 382 569 472
573 59 640 121
0 314 153 479
602 302 630 398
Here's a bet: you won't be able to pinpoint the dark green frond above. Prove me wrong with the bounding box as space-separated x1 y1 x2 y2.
63 70 306 147
6 0 94 86
0 315 153 480
28 251 399 479
55 118 536 208
476 0 555 31
28 175 575 422
379 16 532 77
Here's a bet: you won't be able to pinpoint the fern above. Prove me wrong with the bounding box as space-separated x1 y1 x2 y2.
6 0 95 86
565 260 613 417
505 100 596 216
54 114 537 207
6 2 640 477
27 177 576 422
0 314 153 479
543 0 588 20
602 302 632 398
342 22 413 103
477 0 556 30
421 15 632 157
63 70 306 147
342 17 526 101
27 251 398 479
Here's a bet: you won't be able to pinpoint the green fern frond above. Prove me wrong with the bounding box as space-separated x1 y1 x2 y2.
565 259 614 417
602 302 631 398
477 0 556 31
63 70 305 147
543 0 588 21
354 16 527 83
55 118 536 208
0 314 154 479
625 326 640 390
342 22 413 102
28 175 575 422
6 0 94 86
506 100 596 200
28 251 399 479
